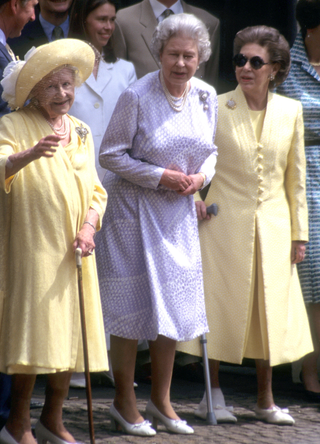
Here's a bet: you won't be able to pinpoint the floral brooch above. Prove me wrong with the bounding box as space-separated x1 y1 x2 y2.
226 98 237 110
75 124 89 144
199 91 209 111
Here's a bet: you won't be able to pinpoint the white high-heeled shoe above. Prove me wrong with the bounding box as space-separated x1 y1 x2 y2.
109 403 156 436
145 400 194 434
35 421 83 444
255 405 295 425
0 427 19 444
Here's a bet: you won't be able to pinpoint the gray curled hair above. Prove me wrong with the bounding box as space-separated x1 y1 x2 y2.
28 65 82 104
151 13 211 64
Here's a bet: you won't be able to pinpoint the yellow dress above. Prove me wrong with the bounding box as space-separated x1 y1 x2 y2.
0 106 108 374
177 86 313 366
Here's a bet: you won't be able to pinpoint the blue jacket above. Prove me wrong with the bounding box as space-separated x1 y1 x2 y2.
0 43 12 117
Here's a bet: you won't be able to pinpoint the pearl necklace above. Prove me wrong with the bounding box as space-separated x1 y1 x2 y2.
160 70 189 112
45 115 69 138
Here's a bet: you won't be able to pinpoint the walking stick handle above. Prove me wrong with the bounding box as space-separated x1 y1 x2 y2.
75 247 82 267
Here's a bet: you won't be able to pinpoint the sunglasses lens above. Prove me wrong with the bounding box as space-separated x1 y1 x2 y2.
250 56 264 69
233 54 247 67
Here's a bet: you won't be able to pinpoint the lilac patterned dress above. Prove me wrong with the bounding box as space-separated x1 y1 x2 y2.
96 71 218 342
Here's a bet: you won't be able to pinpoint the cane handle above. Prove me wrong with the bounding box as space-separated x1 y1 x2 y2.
75 247 82 267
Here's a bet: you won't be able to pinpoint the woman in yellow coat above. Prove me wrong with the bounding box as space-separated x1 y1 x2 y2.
179 26 313 425
0 40 108 444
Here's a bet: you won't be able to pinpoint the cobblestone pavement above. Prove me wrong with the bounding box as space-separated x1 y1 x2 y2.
30 364 320 444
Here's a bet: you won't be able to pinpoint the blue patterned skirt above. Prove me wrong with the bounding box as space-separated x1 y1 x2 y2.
298 144 320 304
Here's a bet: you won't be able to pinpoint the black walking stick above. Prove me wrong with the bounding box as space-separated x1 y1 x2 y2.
75 247 95 444
200 203 219 425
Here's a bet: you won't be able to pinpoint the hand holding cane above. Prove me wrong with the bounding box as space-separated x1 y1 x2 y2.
75 247 95 444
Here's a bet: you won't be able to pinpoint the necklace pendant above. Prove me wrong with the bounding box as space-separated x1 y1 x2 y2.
76 124 89 144
226 98 237 110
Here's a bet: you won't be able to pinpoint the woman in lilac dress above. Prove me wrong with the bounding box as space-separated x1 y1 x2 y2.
96 13 217 436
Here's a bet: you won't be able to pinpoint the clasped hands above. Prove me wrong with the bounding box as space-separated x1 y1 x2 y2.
159 169 204 196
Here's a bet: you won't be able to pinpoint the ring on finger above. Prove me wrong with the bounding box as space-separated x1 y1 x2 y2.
88 250 94 255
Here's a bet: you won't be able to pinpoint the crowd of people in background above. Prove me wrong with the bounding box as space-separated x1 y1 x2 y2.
0 0 319 442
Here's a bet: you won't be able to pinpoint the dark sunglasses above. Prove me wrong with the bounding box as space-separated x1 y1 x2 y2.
233 53 270 70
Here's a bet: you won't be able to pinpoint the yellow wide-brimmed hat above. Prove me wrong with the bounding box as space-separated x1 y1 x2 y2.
15 39 95 108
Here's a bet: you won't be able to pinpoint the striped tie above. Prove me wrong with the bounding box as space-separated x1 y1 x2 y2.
52 26 64 41
160 9 174 22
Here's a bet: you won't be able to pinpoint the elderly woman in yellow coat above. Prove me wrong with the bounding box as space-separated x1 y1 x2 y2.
178 25 313 425
0 40 108 444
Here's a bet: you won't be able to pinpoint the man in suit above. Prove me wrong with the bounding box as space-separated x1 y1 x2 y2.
0 0 37 115
0 0 38 425
8 0 73 59
113 0 220 87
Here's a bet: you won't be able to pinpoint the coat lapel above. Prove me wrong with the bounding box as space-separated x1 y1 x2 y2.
226 86 258 169
85 61 113 96
0 43 12 64
181 0 190 12
259 91 278 152
140 0 160 68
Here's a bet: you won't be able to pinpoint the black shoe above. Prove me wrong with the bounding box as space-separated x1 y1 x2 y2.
300 371 320 402
305 390 320 402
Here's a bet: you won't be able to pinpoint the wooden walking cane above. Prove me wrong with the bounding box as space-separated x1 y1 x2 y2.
75 247 95 444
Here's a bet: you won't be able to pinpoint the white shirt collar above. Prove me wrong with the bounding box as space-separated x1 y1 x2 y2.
149 0 183 21
0 28 6 46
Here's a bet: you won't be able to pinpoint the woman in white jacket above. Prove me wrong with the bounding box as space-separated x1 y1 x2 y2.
69 0 137 181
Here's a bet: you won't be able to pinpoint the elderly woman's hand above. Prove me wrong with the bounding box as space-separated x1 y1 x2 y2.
74 225 96 257
159 169 192 191
31 135 60 160
5 135 61 180
195 201 211 221
291 241 306 264
73 208 99 257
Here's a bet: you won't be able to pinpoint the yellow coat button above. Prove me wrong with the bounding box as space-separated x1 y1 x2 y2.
258 154 263 161
257 198 263 204
258 187 264 194
257 143 263 149
257 164 263 172
94 103 100 109
258 176 263 183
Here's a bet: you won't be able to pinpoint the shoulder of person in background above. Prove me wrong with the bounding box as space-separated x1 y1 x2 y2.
7 7 48 61
0 45 12 117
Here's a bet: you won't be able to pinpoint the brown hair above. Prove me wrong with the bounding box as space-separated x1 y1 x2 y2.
69 0 119 63
233 25 291 89
296 0 320 39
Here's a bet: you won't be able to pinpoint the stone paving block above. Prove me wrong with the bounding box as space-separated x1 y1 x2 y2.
29 368 320 444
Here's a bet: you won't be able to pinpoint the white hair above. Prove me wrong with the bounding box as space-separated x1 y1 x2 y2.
151 13 211 64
